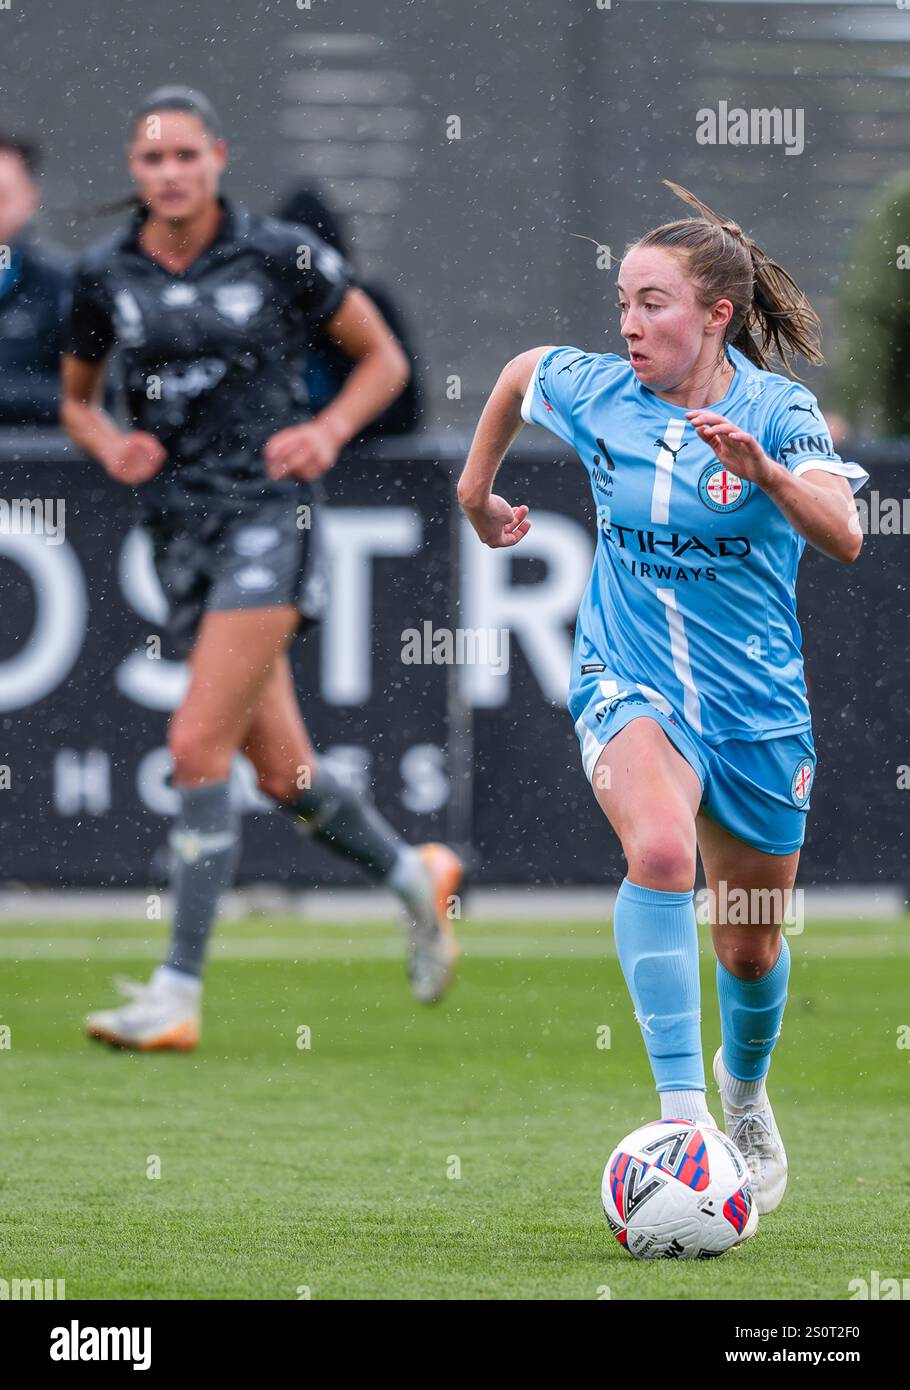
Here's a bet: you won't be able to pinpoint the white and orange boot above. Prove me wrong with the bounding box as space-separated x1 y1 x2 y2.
85 966 201 1051
408 843 464 1004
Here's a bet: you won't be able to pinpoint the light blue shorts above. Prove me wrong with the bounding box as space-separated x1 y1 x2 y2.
568 667 816 856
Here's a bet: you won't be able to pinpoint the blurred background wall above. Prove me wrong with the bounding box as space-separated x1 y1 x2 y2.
2 0 909 427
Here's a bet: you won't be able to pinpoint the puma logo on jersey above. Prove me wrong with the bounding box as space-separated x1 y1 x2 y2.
654 437 690 465
786 401 819 419
556 354 587 375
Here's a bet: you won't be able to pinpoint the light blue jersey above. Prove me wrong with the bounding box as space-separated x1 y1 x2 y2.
521 343 869 746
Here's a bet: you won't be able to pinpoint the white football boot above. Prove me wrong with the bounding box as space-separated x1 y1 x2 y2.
713 1047 787 1214
85 966 201 1051
407 844 464 1004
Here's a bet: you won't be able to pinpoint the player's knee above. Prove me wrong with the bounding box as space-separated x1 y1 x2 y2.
716 936 781 979
254 763 306 805
624 825 696 891
168 719 232 786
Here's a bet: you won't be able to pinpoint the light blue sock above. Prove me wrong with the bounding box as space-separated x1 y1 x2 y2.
613 878 705 1096
717 936 791 1082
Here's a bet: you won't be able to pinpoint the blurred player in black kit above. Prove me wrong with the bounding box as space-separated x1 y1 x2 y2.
61 87 462 1049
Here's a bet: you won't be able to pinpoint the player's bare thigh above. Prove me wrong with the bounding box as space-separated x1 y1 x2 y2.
590 717 703 892
168 606 300 787
696 810 800 979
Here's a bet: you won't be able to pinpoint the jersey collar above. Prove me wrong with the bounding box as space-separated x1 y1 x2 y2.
120 195 251 268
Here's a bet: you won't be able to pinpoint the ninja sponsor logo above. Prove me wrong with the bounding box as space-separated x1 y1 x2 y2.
778 433 836 465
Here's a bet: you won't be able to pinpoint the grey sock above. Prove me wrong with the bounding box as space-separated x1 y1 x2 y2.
165 781 241 979
278 763 402 880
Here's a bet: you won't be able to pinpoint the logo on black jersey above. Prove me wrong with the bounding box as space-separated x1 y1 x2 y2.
214 281 264 326
161 283 199 308
113 289 144 347
314 244 347 283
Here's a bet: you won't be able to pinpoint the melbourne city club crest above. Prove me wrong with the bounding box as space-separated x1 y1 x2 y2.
790 757 815 808
697 464 751 512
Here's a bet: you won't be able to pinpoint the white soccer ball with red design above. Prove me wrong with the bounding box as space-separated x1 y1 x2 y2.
601 1119 754 1259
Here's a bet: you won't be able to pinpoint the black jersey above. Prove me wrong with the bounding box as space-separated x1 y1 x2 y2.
65 196 352 513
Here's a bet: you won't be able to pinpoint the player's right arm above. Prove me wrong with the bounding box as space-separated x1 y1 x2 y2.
61 355 166 485
61 259 167 485
457 346 553 549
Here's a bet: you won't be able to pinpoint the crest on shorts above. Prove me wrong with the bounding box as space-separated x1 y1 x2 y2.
235 564 276 592
234 526 280 558
790 757 814 807
214 281 264 326
697 464 751 513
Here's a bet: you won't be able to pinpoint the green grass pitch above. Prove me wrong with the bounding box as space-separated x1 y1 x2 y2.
1 915 908 1300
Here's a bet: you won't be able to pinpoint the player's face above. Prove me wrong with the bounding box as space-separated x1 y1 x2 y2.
0 150 39 246
617 248 730 389
128 111 226 224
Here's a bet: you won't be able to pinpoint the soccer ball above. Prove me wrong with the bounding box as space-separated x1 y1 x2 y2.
602 1119 754 1259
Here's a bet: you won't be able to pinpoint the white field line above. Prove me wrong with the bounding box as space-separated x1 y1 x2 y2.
0 932 906 961
0 885 904 922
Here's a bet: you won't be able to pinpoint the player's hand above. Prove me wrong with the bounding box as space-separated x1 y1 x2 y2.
462 493 531 548
263 421 341 481
684 410 777 488
102 432 168 486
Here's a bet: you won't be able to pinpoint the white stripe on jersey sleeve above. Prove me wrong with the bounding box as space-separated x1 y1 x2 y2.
790 457 870 495
519 349 552 424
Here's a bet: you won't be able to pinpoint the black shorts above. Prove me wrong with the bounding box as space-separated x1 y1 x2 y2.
144 495 328 657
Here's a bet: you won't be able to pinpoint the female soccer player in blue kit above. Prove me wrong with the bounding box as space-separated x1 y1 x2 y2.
458 182 868 1222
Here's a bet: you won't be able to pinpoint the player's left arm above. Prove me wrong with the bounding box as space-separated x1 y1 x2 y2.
265 287 410 481
685 408 863 563
760 466 861 564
